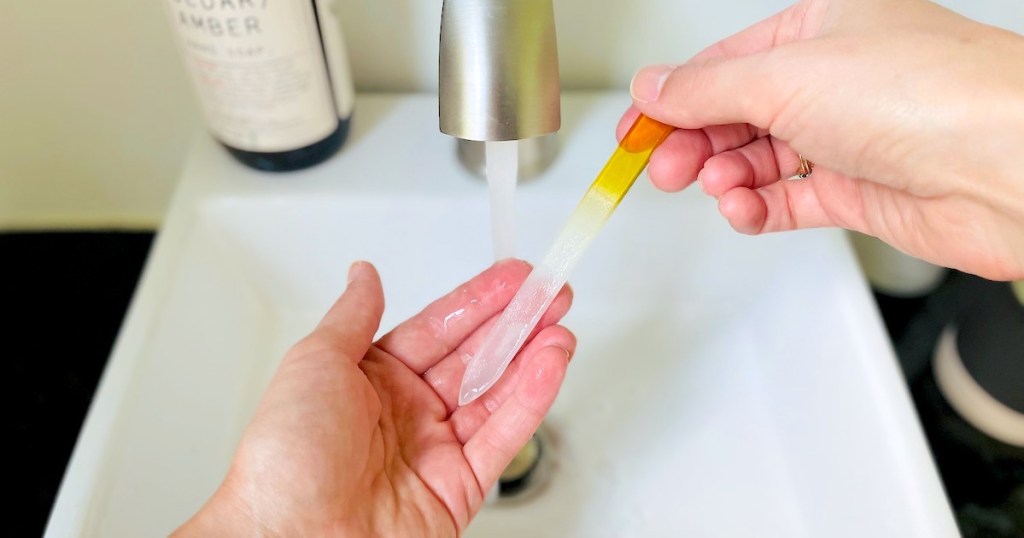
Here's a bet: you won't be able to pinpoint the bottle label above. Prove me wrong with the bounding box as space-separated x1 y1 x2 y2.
167 0 338 153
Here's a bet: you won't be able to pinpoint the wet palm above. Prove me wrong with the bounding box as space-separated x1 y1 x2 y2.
175 261 575 536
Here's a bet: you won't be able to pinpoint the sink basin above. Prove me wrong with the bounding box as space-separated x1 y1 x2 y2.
47 94 957 537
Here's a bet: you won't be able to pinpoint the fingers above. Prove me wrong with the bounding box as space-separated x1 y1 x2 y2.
377 260 533 374
649 123 766 192
698 136 803 197
624 4 831 200
645 129 708 193
448 325 575 444
631 52 789 131
621 85 836 237
461 341 572 493
423 285 573 414
296 261 385 363
717 170 849 234
629 2 823 130
618 106 767 193
616 106 643 141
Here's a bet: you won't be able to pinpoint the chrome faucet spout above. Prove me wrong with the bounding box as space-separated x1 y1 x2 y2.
439 0 561 142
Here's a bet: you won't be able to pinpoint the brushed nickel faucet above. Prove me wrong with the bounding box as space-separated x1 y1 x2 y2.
439 0 561 178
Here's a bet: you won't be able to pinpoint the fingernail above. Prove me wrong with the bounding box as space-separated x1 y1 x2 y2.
630 64 677 104
347 261 369 283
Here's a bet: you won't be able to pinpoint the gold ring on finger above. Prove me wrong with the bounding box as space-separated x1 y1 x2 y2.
796 155 814 179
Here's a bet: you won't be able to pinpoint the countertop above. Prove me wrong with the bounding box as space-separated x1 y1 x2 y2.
7 232 152 536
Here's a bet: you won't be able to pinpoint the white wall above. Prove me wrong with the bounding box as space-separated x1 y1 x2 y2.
1 1 197 228
1 0 1020 229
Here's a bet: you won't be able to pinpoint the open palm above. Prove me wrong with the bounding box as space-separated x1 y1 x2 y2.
176 260 575 537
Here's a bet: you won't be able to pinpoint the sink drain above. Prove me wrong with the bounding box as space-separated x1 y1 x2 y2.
493 424 555 503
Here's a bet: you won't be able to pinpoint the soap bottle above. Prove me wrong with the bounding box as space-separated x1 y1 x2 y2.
165 0 355 172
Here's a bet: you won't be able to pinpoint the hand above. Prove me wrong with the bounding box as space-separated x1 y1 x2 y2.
174 260 575 537
622 0 1024 280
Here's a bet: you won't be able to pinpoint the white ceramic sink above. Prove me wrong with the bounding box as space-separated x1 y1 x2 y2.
47 94 957 537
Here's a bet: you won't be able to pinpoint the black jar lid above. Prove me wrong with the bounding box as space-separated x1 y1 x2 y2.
954 279 1024 415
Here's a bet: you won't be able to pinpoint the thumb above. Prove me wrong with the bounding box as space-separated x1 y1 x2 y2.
310 261 385 362
629 51 798 133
